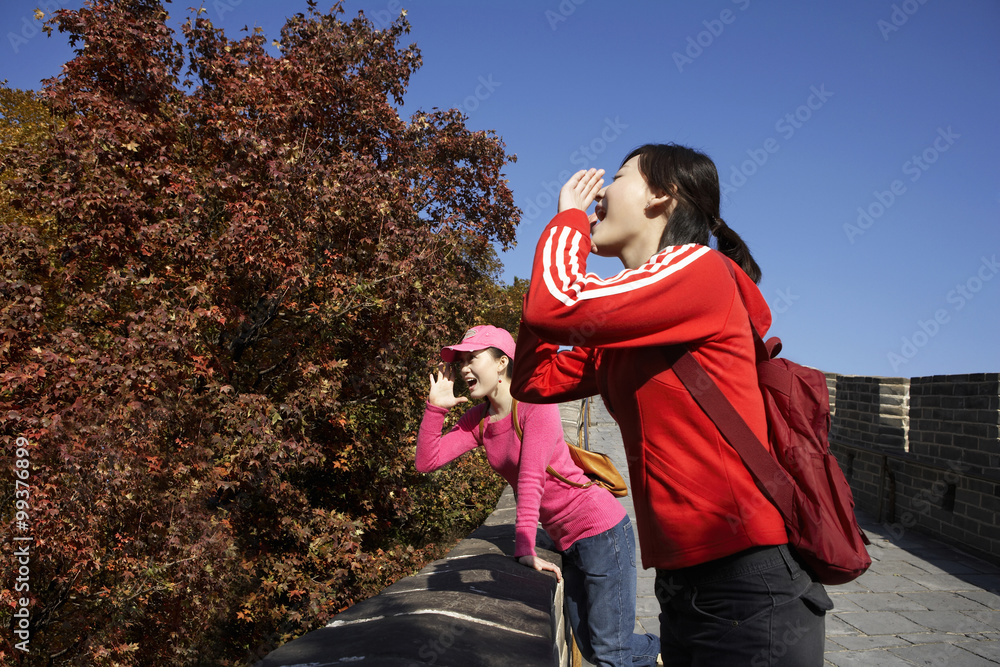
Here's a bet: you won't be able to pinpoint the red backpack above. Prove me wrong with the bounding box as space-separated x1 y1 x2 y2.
670 276 871 585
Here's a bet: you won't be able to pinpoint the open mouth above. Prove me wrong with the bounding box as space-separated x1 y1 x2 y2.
465 377 479 391
590 207 605 232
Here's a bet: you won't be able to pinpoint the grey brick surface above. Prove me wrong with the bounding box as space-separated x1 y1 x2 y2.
897 610 994 634
890 642 997 666
850 593 929 612
900 591 995 611
835 612 930 635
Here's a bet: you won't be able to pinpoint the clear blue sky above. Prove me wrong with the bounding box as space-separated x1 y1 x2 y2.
3 0 998 378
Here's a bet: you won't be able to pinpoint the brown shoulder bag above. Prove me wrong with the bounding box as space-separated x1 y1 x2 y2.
478 399 628 498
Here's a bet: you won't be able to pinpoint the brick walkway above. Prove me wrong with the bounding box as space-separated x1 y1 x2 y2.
559 398 1000 666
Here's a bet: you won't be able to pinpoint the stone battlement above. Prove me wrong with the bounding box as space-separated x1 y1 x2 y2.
826 372 1000 562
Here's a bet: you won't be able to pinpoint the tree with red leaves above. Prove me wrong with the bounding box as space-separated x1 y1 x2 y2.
0 1 519 663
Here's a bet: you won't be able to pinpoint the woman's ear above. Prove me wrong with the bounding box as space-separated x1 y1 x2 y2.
645 184 676 215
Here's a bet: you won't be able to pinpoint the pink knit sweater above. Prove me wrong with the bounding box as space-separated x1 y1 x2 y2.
416 400 626 558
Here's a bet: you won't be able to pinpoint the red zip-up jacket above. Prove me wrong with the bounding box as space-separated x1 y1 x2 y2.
511 209 787 570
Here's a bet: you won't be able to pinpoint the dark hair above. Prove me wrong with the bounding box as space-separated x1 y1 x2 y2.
484 347 513 380
624 143 762 284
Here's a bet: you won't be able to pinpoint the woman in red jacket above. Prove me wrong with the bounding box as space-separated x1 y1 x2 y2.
512 144 832 666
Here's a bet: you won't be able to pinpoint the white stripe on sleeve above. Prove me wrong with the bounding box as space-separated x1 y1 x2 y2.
541 227 712 307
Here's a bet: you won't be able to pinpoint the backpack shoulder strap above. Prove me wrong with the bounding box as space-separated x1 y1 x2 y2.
671 350 796 518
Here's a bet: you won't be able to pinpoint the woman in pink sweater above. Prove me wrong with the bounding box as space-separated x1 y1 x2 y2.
416 325 660 667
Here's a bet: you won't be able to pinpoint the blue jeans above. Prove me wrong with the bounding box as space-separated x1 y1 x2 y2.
561 515 661 667
654 545 832 666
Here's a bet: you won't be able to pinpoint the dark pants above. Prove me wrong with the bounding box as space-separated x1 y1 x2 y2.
655 545 832 666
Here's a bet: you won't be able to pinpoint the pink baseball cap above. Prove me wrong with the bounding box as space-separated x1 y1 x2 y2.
441 325 516 363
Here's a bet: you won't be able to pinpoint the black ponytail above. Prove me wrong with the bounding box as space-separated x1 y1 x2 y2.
711 217 762 284
625 144 762 284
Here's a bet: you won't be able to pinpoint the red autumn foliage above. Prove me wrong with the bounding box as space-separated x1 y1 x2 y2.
0 1 521 663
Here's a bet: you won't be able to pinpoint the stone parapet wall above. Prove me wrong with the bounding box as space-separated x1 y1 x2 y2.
828 372 1000 563
909 375 1000 467
829 375 910 452
257 487 570 666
